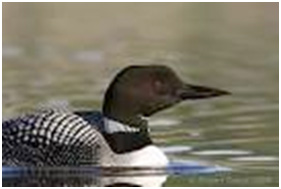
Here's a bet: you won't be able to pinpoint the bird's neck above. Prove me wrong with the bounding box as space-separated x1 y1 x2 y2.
103 99 148 129
102 118 152 154
102 97 154 154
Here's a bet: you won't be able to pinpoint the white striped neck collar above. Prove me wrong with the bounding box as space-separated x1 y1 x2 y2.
102 117 153 154
103 118 144 134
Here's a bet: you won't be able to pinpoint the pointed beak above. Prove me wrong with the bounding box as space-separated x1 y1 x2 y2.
177 84 230 100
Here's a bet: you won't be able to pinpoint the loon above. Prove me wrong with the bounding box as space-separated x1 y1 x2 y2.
2 65 229 167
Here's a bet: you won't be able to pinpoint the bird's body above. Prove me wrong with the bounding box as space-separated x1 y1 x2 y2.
3 65 228 167
3 109 168 167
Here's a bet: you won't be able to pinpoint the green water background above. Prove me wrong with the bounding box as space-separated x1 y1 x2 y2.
3 2 279 186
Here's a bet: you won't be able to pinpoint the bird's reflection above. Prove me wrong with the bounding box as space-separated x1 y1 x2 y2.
3 166 168 187
3 160 230 186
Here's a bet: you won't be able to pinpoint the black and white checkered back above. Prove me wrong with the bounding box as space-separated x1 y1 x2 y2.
3 109 103 166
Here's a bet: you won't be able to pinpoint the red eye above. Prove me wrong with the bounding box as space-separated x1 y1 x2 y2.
155 80 162 89
154 80 167 94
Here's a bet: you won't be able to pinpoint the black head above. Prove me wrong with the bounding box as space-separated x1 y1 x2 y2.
102 65 229 126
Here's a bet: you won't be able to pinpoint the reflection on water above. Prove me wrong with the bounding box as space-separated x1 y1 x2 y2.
3 2 278 187
3 160 230 187
4 166 167 187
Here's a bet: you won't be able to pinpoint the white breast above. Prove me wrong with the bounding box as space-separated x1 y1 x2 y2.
102 145 169 167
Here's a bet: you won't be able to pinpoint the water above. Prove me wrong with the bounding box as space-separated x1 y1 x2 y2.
2 3 278 186
3 159 231 187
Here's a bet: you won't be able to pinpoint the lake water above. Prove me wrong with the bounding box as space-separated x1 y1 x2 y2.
2 3 279 186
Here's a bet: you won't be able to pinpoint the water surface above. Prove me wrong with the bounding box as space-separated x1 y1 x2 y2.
2 3 279 186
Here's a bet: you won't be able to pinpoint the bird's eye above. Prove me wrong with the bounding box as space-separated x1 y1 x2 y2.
155 80 162 88
154 80 168 94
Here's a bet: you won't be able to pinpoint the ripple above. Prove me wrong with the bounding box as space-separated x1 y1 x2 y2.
229 156 279 162
71 50 104 63
229 116 261 123
198 137 278 146
160 145 193 154
191 149 253 156
149 118 181 127
168 160 231 175
194 104 278 118
221 123 266 130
